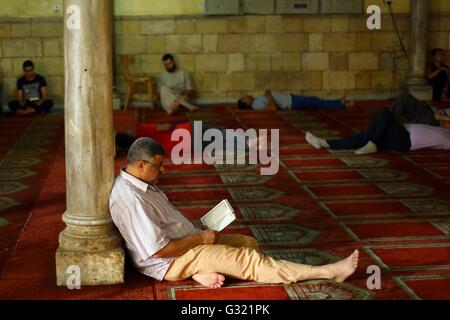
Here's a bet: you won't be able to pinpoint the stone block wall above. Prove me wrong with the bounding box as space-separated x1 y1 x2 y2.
1 13 450 104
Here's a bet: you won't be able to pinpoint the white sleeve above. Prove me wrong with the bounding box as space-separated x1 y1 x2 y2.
111 202 170 261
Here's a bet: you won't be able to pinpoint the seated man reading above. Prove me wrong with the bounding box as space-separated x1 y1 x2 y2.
238 90 354 111
109 137 359 288
8 60 54 115
157 54 198 115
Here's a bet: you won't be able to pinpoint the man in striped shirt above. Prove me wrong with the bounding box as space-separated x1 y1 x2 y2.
109 137 359 288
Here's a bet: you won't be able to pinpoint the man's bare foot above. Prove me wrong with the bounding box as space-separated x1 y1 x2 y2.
324 250 359 283
341 96 355 108
345 100 356 108
168 101 181 115
185 105 199 112
17 107 36 115
192 273 225 289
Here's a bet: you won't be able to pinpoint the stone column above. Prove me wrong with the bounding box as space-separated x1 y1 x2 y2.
406 0 433 100
56 0 124 286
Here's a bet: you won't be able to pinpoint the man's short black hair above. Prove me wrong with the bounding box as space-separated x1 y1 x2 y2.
432 48 445 56
22 60 34 70
162 54 174 62
237 98 251 110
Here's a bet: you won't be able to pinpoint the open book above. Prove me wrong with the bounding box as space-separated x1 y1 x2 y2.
443 108 450 117
201 199 236 232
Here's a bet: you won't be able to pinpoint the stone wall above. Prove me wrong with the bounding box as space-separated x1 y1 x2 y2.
1 13 450 105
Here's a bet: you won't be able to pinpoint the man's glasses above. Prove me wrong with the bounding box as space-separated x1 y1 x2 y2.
141 159 164 170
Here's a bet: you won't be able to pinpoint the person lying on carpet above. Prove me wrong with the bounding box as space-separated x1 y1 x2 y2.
237 90 355 110
391 91 450 127
305 108 450 155
8 60 54 115
115 121 263 155
156 54 199 116
109 137 359 289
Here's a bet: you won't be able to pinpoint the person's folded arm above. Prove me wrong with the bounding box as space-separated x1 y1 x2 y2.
153 230 218 258
40 86 48 102
264 90 277 110
17 90 26 106
427 65 444 80
435 111 450 122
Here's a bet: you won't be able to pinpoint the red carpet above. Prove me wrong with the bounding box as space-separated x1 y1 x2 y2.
0 101 449 300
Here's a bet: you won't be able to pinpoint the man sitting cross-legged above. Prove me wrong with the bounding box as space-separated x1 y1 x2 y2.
8 60 54 115
109 137 359 288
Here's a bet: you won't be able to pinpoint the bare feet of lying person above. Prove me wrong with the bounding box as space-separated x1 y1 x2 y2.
341 96 356 108
345 100 356 108
323 250 359 283
193 272 226 289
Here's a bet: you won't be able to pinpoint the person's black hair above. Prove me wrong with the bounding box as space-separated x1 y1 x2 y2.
22 60 34 70
237 98 251 110
162 53 175 62
115 133 135 153
431 48 445 57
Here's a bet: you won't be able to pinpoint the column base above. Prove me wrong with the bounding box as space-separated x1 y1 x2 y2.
55 247 125 286
407 84 433 101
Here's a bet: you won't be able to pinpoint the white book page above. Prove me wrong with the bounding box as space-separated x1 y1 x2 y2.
201 199 236 231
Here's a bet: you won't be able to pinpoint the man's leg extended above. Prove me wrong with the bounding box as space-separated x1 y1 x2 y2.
326 132 369 150
164 243 359 285
292 95 345 110
176 96 199 112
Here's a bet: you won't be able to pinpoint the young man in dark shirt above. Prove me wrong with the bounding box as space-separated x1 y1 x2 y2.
8 60 54 115
426 48 449 101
